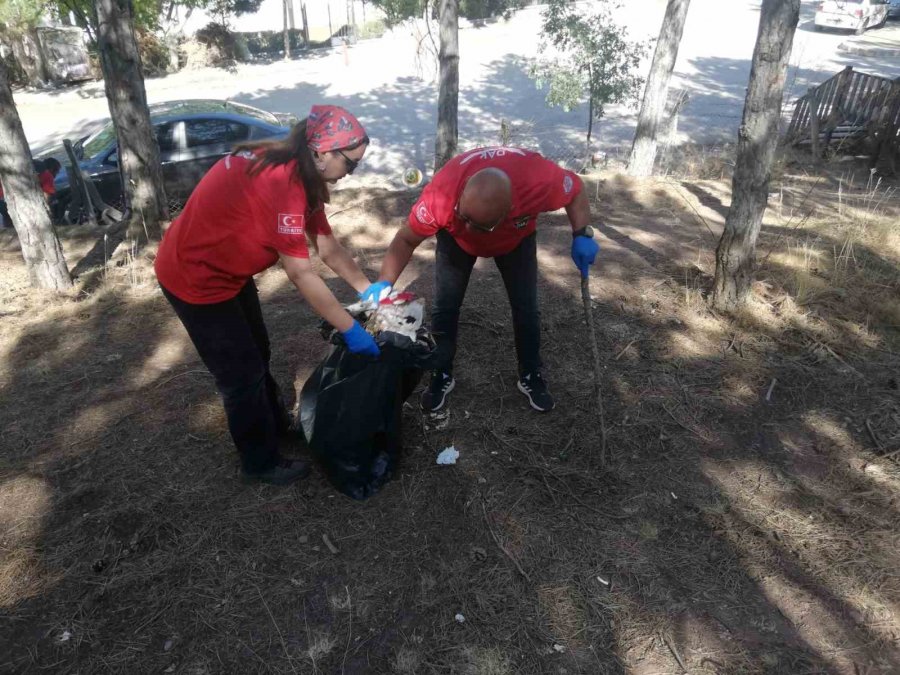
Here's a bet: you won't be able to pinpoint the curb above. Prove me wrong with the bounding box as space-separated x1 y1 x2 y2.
837 42 900 57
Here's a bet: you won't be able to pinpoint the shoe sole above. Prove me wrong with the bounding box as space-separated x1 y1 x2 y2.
422 378 455 412
517 381 555 412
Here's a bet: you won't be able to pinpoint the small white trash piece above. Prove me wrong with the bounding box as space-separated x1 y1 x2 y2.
436 446 459 465
455 613 466 623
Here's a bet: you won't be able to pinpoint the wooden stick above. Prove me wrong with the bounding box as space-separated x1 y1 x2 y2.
581 276 608 466
322 533 339 555
482 503 531 583
614 339 637 361
765 378 777 402
866 418 885 453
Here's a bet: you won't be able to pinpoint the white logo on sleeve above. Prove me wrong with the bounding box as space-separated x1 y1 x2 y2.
563 175 574 194
277 213 306 235
415 203 435 225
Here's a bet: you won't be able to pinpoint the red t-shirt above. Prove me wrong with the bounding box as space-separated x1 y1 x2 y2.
155 153 332 304
0 170 56 199
408 147 582 258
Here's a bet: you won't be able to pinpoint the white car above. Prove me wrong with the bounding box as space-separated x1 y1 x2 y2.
815 0 890 34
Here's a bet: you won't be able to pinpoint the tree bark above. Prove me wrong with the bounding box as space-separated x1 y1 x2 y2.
94 0 168 241
434 0 459 170
283 0 291 60
711 0 800 311
301 3 310 45
627 0 691 177
10 31 47 87
585 64 594 169
0 61 72 291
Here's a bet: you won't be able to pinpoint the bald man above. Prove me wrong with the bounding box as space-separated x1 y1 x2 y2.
372 147 599 413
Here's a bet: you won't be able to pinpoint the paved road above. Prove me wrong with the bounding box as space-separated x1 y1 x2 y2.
14 0 900 190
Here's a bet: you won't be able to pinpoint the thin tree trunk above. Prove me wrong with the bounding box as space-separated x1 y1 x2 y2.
627 0 691 177
10 31 47 87
301 3 310 45
283 0 291 60
434 0 459 170
585 65 594 170
94 0 168 241
711 0 800 311
0 61 72 291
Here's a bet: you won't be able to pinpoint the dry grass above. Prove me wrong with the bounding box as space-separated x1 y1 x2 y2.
1 156 900 673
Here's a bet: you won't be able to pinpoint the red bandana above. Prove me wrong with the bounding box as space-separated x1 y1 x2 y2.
306 105 367 152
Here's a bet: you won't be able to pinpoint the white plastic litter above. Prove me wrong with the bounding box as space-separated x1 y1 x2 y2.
553 644 566 653
436 446 459 465
455 613 466 623
347 291 425 341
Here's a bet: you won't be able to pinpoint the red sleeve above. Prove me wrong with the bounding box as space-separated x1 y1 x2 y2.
407 163 458 237
532 158 581 212
308 207 332 236
39 170 56 196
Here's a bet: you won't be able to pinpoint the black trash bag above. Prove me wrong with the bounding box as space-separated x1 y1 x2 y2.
298 325 435 500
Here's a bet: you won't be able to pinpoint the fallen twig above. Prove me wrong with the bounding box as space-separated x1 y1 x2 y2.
256 585 298 674
614 339 637 361
662 632 688 673
765 378 777 402
865 418 884 453
322 533 340 555
481 502 531 583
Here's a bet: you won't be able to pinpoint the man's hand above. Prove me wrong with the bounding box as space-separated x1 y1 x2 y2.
359 281 392 306
571 236 600 278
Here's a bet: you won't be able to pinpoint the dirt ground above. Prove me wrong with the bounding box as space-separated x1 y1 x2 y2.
1 155 900 674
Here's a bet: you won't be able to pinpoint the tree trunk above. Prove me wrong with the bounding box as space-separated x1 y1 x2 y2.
711 0 800 311
434 0 459 170
94 0 168 241
301 3 310 45
0 61 72 291
10 31 47 87
585 67 594 170
283 0 291 60
627 0 691 177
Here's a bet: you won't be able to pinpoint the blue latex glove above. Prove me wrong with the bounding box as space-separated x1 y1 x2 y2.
359 281 392 305
341 321 380 356
571 236 600 279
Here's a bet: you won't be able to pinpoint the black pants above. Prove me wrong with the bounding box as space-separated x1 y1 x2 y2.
0 200 11 228
161 280 291 474
431 229 541 375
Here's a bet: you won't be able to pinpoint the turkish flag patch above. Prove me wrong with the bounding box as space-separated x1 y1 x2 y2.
277 213 306 235
415 203 435 226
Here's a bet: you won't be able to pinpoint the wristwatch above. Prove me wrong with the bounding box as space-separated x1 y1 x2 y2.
572 225 594 239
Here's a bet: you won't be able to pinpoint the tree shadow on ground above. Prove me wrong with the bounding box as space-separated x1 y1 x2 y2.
1 172 900 672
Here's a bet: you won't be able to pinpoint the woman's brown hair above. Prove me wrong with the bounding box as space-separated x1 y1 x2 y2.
233 119 368 210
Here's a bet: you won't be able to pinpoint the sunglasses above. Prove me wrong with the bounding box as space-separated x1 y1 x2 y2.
454 203 505 233
337 150 359 175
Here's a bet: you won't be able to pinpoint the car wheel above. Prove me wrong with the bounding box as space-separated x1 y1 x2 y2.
855 20 868 35
814 24 823 31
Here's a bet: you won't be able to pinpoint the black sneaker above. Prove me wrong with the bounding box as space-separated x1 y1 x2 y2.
420 371 456 412
517 371 555 412
243 458 311 486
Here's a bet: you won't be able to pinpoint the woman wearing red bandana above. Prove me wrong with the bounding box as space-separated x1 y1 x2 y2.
155 104 384 486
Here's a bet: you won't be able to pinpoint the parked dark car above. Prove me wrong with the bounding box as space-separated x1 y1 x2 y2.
53 99 297 223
